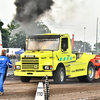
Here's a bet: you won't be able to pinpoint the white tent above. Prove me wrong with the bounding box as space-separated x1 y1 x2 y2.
3 48 21 55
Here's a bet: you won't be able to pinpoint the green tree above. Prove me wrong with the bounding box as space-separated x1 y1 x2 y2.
72 40 92 52
0 20 11 48
1 28 11 48
7 20 20 32
0 21 4 30
94 42 100 52
7 20 25 48
9 31 26 48
36 22 51 33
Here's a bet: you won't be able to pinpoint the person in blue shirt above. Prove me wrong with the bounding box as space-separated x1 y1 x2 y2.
0 49 12 96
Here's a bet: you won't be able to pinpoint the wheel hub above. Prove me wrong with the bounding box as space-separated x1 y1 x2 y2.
60 71 64 82
89 67 94 78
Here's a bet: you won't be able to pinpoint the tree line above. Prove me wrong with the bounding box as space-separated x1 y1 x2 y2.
0 19 99 52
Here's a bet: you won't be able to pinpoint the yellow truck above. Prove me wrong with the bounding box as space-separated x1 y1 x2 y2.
14 33 96 83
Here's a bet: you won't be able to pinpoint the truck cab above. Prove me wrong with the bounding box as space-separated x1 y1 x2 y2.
14 33 95 83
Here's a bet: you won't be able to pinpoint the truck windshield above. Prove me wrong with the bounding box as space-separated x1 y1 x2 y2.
27 37 60 51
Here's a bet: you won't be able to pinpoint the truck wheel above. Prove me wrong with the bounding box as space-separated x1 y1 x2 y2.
20 76 31 82
53 67 66 84
85 63 95 82
78 63 95 82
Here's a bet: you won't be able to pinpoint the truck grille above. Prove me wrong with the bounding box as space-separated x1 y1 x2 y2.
22 57 39 70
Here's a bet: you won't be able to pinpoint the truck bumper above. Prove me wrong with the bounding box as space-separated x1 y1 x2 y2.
14 71 53 77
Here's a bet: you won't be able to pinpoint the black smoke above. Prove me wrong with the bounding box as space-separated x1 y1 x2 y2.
14 0 54 23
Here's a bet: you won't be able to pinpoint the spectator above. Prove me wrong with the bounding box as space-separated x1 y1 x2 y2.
0 49 12 96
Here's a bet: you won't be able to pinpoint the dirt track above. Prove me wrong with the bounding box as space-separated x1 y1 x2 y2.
1 76 100 100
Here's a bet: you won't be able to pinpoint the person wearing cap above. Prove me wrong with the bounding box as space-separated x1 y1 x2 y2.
0 49 12 96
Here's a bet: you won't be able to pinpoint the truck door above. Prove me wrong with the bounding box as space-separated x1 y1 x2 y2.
60 38 71 62
61 38 68 52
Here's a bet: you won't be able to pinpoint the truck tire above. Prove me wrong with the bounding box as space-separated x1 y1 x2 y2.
78 63 95 82
53 67 66 84
20 76 31 82
85 63 95 82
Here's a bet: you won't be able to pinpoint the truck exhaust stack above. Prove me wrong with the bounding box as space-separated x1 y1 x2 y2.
71 34 74 49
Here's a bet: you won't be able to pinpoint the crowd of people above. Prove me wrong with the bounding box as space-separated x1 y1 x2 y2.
6 55 20 66
6 54 20 60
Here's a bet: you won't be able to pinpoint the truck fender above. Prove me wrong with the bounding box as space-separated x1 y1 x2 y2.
89 61 96 70
53 63 65 73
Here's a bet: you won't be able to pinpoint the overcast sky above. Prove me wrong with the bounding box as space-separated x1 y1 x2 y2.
0 0 100 49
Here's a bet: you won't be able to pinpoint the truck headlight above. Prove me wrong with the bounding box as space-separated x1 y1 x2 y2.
15 66 21 70
43 66 53 70
44 66 49 70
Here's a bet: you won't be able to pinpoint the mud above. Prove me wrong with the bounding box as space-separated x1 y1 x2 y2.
1 75 100 100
